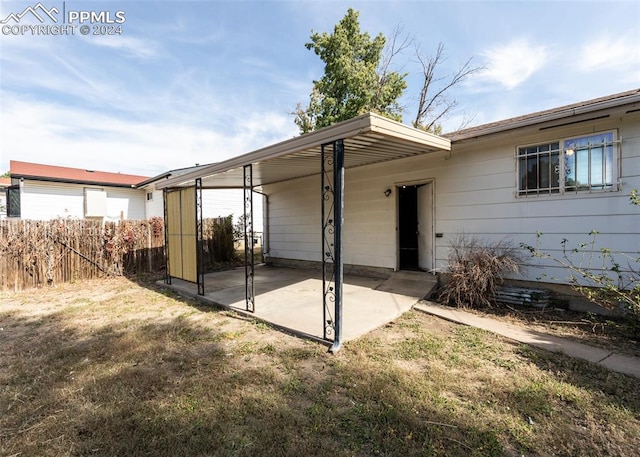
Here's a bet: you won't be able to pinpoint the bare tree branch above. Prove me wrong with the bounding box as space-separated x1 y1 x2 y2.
378 25 412 76
456 111 477 131
412 42 484 132
413 42 444 129
374 25 412 111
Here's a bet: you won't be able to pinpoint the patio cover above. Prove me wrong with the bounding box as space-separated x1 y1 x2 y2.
157 113 450 351
154 112 451 190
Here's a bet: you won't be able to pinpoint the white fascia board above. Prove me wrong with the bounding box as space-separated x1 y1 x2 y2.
369 114 451 150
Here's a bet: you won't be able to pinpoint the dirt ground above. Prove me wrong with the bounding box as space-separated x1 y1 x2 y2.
457 303 640 359
1 276 639 457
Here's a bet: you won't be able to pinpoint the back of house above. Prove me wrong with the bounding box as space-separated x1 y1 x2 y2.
144 88 640 313
261 89 640 309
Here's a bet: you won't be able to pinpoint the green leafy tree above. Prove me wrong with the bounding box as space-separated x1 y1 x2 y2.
293 8 407 133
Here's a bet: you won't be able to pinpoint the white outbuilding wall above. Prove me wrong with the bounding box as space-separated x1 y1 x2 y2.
17 180 147 221
144 190 165 219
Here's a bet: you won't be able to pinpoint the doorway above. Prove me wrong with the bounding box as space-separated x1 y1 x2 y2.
398 182 433 271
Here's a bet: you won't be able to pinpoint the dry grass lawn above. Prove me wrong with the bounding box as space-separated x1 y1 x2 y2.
1 276 639 456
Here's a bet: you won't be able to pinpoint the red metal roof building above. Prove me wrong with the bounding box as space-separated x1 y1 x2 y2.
9 161 150 187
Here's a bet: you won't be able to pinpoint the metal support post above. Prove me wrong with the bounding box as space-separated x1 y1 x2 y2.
243 164 255 312
196 178 205 295
163 188 171 285
321 139 345 350
331 140 344 352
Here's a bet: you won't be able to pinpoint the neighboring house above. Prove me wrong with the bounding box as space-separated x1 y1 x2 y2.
7 161 150 221
0 177 10 218
156 89 640 310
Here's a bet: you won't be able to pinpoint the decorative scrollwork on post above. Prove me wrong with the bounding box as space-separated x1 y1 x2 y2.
321 144 336 339
244 164 255 313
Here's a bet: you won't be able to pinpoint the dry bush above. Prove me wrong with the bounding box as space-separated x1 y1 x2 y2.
438 235 522 308
202 216 235 263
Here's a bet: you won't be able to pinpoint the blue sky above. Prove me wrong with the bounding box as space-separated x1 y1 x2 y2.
1 0 639 178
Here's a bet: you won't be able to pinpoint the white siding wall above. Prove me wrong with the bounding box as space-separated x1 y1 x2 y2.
145 190 165 218
19 181 146 220
265 177 323 262
201 189 263 225
263 114 640 284
20 181 85 219
105 187 146 220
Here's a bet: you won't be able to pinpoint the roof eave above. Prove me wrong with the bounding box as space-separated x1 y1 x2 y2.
448 90 640 142
135 172 172 188
158 114 375 189
157 113 450 189
12 175 139 188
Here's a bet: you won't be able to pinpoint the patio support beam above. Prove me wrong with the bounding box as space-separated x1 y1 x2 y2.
243 164 255 312
196 178 205 295
321 139 345 352
163 188 171 285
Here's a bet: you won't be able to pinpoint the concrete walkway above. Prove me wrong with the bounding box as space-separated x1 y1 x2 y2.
414 301 640 379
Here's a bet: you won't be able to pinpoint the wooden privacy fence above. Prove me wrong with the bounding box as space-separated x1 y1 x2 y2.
0 217 235 291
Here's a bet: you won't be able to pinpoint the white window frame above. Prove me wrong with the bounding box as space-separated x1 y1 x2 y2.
84 187 107 217
516 129 619 197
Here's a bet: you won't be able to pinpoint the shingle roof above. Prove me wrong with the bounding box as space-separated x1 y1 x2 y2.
0 177 11 187
136 163 216 188
446 88 640 142
10 161 150 187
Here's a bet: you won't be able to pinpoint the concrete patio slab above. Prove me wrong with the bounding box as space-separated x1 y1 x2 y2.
159 265 436 345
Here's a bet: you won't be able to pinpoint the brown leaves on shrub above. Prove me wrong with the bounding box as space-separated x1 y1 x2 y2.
438 235 522 309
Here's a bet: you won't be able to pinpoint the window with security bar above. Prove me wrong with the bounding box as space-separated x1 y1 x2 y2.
517 131 617 196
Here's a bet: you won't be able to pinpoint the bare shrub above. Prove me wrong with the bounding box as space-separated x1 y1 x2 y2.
438 235 522 308
522 231 639 320
521 191 639 320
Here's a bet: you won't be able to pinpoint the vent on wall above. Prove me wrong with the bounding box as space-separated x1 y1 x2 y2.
84 188 107 217
538 114 610 130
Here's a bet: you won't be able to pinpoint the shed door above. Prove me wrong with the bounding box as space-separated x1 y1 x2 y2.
166 187 197 283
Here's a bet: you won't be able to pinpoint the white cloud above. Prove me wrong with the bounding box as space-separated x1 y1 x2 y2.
0 27 301 178
480 39 549 89
0 94 298 177
578 33 640 83
86 35 162 59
